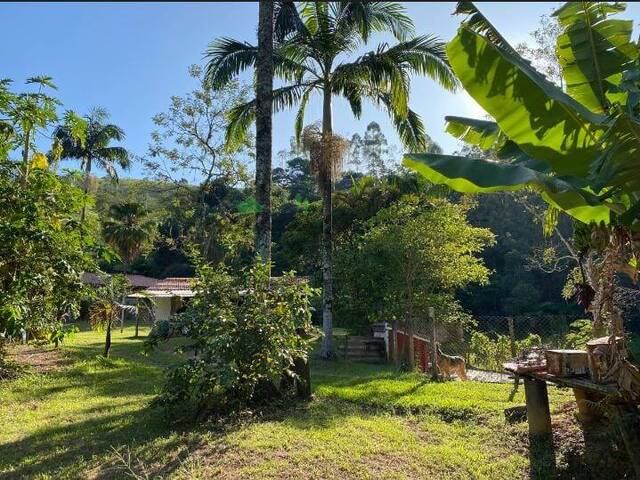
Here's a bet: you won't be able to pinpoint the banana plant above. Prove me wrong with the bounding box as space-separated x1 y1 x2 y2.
403 1 640 227
403 1 640 402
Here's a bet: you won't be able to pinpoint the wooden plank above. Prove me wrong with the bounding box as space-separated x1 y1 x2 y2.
530 372 617 395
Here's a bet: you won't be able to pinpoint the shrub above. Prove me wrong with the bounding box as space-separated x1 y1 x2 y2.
468 331 542 371
152 260 318 420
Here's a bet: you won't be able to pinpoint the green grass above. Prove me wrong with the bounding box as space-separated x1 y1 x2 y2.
0 327 574 479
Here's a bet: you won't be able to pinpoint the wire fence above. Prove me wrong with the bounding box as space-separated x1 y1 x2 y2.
412 314 587 373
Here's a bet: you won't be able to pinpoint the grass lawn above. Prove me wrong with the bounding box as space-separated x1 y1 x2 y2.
0 326 576 479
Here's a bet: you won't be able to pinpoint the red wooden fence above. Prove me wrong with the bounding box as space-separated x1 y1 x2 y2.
395 331 431 372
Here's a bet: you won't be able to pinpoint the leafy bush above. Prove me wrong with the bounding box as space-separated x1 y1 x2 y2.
151 260 318 419
49 325 79 348
563 319 593 349
468 331 542 371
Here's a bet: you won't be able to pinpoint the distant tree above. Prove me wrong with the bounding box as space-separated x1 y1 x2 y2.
144 66 251 262
54 108 130 223
515 12 562 87
205 1 457 358
102 202 156 267
352 195 494 368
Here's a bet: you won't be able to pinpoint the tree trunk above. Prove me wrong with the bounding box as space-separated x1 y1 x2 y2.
104 317 112 358
135 316 140 338
255 1 274 270
320 87 334 359
80 156 92 224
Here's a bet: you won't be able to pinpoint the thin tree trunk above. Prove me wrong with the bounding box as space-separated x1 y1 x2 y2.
22 127 31 181
255 1 274 270
320 86 334 359
104 317 112 358
80 156 91 224
135 316 140 338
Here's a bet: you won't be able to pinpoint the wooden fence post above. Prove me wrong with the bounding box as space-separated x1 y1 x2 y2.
429 307 438 380
508 316 516 358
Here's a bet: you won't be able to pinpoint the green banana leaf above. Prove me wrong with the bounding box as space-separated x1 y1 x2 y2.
445 116 551 172
447 26 607 178
554 2 637 113
403 152 612 224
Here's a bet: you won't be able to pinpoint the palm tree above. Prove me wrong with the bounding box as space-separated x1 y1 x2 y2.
102 202 155 267
205 1 457 358
89 274 134 357
54 108 130 223
255 1 274 269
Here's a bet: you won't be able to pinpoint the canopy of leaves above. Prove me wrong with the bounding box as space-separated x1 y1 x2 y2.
403 1 640 228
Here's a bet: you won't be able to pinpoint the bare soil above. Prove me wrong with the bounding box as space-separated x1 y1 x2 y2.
5 343 69 374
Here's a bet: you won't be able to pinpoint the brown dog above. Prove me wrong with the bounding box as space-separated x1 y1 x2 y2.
436 344 468 381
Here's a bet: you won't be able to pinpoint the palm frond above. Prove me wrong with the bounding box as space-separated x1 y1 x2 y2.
274 0 309 41
294 86 315 145
96 146 130 170
204 38 258 89
226 83 313 149
454 1 517 54
335 2 415 42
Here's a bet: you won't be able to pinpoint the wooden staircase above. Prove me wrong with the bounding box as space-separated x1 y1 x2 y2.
336 336 386 363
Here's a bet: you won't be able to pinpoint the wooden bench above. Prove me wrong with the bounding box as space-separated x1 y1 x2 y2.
504 367 617 437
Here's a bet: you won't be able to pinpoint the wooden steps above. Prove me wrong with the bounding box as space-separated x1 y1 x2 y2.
336 335 386 363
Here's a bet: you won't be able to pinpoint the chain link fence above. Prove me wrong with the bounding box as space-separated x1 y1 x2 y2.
412 314 587 373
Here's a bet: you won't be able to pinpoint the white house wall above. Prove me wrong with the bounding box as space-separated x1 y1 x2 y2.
154 297 172 321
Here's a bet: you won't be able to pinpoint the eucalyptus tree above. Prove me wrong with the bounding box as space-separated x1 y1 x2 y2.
403 1 640 401
205 1 457 358
54 108 130 222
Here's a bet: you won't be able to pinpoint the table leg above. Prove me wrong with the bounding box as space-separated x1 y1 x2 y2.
524 377 555 478
524 377 552 436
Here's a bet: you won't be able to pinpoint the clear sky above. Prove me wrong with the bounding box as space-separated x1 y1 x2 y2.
3 2 639 178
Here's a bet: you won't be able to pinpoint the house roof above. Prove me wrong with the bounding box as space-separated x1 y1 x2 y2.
144 277 195 298
82 272 158 289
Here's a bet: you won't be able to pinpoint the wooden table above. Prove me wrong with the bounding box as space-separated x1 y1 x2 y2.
504 366 618 437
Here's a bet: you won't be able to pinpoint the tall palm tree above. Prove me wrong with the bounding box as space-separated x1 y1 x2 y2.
205 1 457 358
54 108 130 223
255 1 274 269
102 202 155 267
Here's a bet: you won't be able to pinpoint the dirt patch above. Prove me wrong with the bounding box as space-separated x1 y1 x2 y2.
5 344 69 374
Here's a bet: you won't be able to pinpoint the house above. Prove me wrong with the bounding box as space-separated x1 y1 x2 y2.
129 277 195 321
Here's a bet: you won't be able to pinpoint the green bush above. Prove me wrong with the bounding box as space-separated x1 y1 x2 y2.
468 331 542 371
152 260 318 419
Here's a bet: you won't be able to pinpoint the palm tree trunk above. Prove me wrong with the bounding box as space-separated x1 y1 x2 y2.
104 316 112 358
255 1 273 270
320 86 334 359
80 156 92 224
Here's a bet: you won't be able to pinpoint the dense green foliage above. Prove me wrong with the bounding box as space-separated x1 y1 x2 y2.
335 194 493 334
149 261 317 418
0 79 96 343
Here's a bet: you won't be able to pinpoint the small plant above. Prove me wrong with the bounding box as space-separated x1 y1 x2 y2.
89 275 135 357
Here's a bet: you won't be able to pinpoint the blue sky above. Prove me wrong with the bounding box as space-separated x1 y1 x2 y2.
3 2 639 179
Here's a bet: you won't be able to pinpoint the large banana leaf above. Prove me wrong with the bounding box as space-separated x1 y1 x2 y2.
447 26 607 178
445 116 551 172
403 152 612 224
554 2 637 113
